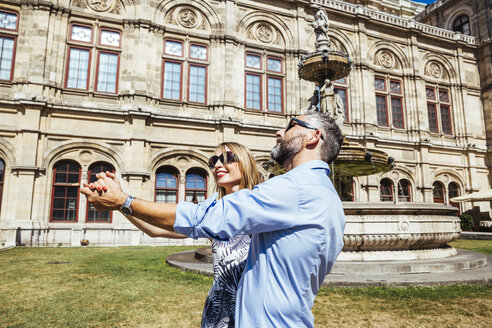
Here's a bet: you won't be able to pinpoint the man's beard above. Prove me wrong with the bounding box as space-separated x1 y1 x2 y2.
270 134 304 166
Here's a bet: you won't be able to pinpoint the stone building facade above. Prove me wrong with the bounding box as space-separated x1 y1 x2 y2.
0 0 489 247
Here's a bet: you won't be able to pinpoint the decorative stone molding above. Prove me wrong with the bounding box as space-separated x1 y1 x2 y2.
72 0 122 14
425 61 449 80
374 49 400 69
246 22 284 46
164 6 209 31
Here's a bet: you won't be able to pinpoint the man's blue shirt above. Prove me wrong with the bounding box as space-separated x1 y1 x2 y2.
174 160 345 327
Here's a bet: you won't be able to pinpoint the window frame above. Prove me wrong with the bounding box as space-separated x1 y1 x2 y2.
95 50 120 94
50 160 81 223
397 179 411 202
432 181 445 204
187 63 208 104
244 52 284 113
452 15 470 35
98 28 122 49
374 76 405 128
0 10 19 82
69 23 94 44
164 39 184 58
185 170 207 204
155 167 180 204
380 178 394 202
162 59 183 101
65 45 92 91
426 85 453 135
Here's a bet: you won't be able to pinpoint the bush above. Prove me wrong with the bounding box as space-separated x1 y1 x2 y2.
459 214 474 231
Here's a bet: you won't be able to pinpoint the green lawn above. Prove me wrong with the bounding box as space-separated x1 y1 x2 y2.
0 241 490 328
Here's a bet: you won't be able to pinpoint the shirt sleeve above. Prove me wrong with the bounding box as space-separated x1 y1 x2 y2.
174 174 300 240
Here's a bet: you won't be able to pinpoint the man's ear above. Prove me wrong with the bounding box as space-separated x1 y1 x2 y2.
306 130 322 147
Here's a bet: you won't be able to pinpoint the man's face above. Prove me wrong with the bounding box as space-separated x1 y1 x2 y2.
270 115 307 166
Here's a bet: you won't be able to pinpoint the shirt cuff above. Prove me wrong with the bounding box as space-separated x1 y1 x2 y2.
174 193 217 239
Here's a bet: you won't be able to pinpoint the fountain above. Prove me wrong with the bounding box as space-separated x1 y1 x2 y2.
167 4 487 283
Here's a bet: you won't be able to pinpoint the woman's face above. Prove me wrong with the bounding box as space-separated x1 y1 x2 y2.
212 146 242 194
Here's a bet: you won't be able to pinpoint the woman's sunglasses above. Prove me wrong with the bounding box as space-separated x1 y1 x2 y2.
208 151 239 169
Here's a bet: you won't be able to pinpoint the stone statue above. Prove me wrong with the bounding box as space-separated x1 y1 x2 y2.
308 89 319 111
311 4 331 51
319 79 345 126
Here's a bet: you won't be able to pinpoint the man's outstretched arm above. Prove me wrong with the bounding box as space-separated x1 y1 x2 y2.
80 172 177 231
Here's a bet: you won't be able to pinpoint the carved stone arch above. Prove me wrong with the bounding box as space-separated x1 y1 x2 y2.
245 21 285 47
69 0 135 18
237 11 294 49
391 166 416 187
444 7 473 33
42 141 124 172
368 41 411 72
422 53 457 82
155 0 221 34
432 169 465 190
150 149 210 178
0 139 16 167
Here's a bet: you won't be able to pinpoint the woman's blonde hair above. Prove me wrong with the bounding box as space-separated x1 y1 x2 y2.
214 142 262 199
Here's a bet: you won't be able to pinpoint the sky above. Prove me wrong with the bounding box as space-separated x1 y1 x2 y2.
412 0 438 4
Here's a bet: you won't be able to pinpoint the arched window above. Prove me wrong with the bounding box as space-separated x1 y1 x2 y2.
0 158 4 212
453 15 470 35
449 182 460 209
433 181 445 203
87 162 115 222
51 160 81 222
185 169 207 203
397 179 411 202
156 166 179 204
380 178 394 202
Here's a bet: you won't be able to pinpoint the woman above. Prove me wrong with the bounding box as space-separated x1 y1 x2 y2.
121 142 261 328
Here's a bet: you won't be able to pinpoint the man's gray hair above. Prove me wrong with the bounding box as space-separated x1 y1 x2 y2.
303 111 343 163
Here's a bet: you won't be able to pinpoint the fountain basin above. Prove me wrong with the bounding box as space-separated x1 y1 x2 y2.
298 50 352 84
339 202 461 260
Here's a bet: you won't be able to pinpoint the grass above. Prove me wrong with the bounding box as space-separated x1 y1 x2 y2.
0 240 490 328
449 239 492 255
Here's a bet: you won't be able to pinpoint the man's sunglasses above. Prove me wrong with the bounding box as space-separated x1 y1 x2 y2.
285 117 324 140
208 151 239 169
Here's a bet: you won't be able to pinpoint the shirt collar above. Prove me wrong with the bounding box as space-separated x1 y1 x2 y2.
287 160 330 174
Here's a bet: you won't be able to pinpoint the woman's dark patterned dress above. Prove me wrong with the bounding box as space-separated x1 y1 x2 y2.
201 234 251 328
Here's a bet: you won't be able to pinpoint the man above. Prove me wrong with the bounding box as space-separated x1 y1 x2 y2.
81 111 345 327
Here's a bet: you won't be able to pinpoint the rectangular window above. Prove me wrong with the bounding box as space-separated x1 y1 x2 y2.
190 44 207 60
66 47 90 90
245 74 261 109
374 77 386 91
376 95 388 126
96 52 119 93
163 61 182 100
188 65 206 103
100 30 121 47
427 103 438 133
267 77 282 112
441 105 452 134
0 11 18 31
0 36 15 81
165 40 183 57
267 57 282 72
246 53 261 69
391 97 404 128
70 24 92 43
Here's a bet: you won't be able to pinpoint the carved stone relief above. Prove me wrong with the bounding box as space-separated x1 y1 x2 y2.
246 22 284 46
425 61 448 80
164 6 209 31
71 0 122 14
375 50 394 68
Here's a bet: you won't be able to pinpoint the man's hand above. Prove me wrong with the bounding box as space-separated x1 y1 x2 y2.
80 171 127 211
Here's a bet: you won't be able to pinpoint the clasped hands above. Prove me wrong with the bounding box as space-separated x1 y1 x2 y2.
80 171 128 211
